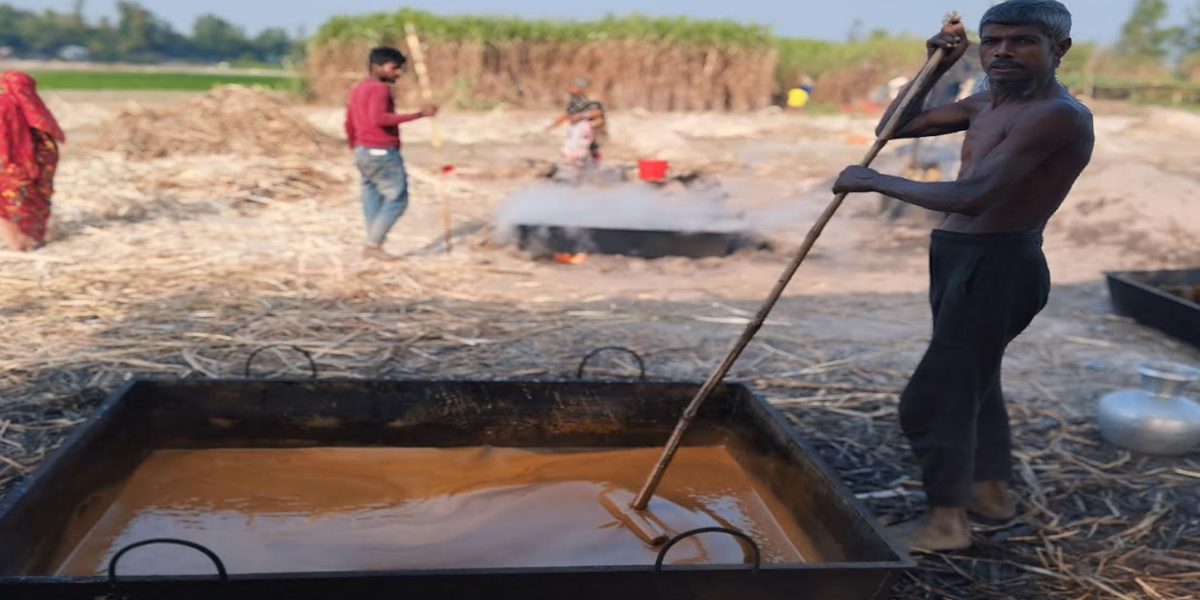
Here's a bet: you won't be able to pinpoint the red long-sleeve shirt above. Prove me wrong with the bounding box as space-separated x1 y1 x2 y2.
344 79 422 149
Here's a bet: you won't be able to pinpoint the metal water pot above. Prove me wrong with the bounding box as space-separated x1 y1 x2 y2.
1097 362 1200 456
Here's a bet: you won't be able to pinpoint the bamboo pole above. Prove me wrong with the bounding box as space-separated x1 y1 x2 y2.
629 13 962 513
405 22 453 254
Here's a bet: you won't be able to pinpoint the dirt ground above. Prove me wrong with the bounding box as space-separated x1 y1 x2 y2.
2 90 1199 598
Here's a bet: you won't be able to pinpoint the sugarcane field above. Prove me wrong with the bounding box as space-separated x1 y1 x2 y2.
1 3 1200 600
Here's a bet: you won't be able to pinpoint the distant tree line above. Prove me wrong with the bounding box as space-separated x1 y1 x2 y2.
1106 0 1200 74
1065 0 1200 79
0 1 300 64
2 0 1197 79
1116 0 1186 58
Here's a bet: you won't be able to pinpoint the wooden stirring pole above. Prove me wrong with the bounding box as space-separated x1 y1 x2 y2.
404 22 453 254
627 13 962 516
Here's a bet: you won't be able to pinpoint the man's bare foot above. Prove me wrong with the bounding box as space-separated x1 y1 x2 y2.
968 480 1017 521
885 506 973 552
362 245 402 262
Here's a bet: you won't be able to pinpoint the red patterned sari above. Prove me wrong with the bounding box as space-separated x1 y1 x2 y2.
0 71 64 247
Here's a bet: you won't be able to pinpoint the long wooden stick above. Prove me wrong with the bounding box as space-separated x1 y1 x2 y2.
630 14 960 512
404 22 452 254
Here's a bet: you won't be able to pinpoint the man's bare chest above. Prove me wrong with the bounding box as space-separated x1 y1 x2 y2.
960 107 1025 168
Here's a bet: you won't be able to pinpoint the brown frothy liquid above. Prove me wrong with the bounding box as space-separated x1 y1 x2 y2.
54 446 818 576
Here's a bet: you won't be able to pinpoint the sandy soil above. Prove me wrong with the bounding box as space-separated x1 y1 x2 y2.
4 87 1193 420
2 91 1199 597
11 89 1200 440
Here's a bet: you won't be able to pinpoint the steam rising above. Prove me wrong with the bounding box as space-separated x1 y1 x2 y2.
492 182 751 245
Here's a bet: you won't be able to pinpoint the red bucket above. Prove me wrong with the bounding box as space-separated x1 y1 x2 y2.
638 159 669 182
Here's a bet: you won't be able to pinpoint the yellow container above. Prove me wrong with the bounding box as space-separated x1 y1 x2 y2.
787 88 810 108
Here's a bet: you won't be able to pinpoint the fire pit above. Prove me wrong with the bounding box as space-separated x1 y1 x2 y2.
1107 268 1200 349
496 181 760 260
0 379 911 600
518 225 745 259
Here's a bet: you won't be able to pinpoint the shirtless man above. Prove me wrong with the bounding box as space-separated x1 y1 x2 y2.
832 0 1094 551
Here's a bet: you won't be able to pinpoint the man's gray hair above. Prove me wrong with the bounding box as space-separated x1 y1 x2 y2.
980 0 1072 43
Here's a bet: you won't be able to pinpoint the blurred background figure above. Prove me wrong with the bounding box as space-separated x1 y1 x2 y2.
0 71 64 252
547 77 607 165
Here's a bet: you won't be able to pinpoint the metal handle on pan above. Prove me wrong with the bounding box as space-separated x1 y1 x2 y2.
108 538 229 587
654 527 762 573
244 344 318 379
577 346 647 381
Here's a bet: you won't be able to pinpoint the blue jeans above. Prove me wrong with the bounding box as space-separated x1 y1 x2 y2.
354 146 409 245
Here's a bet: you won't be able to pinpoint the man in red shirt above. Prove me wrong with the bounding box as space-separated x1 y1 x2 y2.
344 46 438 262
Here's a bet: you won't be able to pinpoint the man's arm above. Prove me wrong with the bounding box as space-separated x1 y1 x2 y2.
835 101 1090 216
366 86 424 128
344 107 356 150
875 20 970 138
587 102 605 129
546 112 571 131
884 94 977 139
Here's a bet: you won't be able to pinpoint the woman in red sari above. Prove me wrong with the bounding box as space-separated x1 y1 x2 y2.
0 71 64 252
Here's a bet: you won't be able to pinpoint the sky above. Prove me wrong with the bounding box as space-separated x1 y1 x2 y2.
14 0 1194 42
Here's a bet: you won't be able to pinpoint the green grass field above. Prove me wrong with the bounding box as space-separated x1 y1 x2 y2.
29 70 301 92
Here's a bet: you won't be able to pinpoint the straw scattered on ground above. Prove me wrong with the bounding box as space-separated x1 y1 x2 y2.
766 379 1200 600
3 272 1198 599
2 91 1199 600
3 217 1197 599
89 85 340 159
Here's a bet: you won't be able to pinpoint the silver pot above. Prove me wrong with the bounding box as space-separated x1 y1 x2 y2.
1097 362 1200 456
